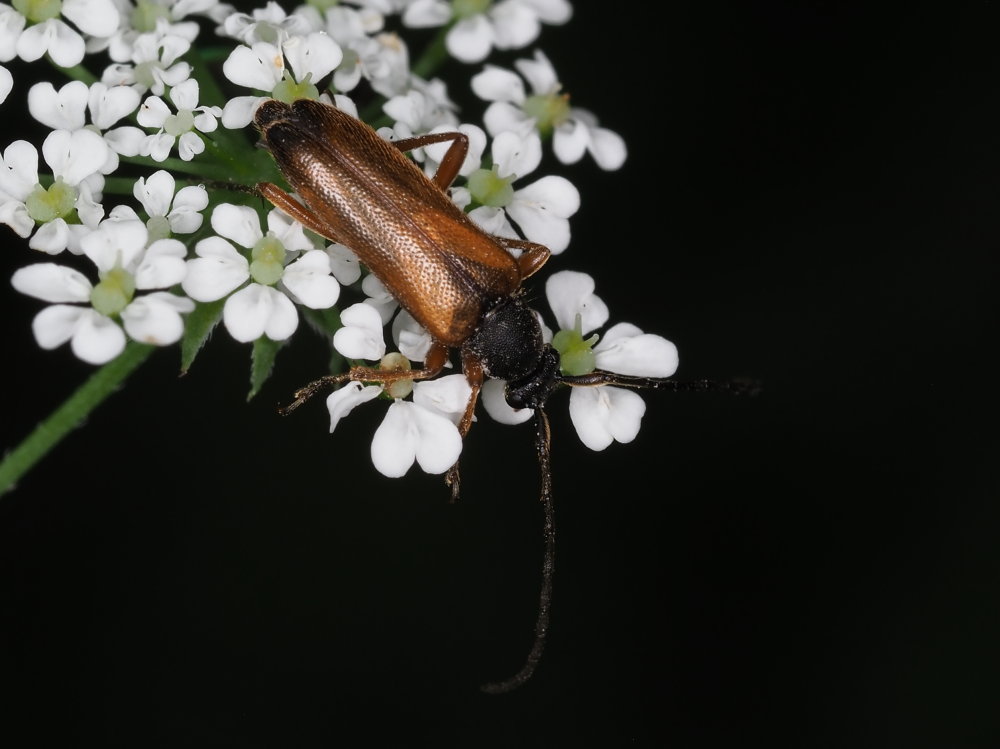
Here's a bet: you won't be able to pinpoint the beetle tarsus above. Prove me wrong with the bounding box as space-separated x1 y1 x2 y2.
445 464 461 503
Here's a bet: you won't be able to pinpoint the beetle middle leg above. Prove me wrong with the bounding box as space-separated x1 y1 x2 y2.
390 131 469 191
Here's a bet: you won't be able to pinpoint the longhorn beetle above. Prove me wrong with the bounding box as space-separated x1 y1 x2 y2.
253 98 749 693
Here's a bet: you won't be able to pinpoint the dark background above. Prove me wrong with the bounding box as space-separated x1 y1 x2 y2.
1 3 998 746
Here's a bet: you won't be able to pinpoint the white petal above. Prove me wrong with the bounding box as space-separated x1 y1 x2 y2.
544 270 609 334
181 236 249 302
42 128 109 186
223 283 298 342
134 238 187 289
521 0 573 24
70 309 126 364
513 49 559 95
470 65 525 105
480 378 533 425
133 169 175 217
0 140 40 200
221 95 268 129
325 243 361 285
169 78 199 110
27 219 70 254
177 131 205 161
491 129 541 179
211 202 262 248
333 301 386 360
223 42 283 91
412 374 472 424
31 304 84 350
121 291 193 345
88 82 141 129
281 250 340 308
79 218 148 273
0 65 11 106
506 176 579 252
490 2 540 50
594 323 679 378
62 0 120 38
141 133 174 163
0 199 34 238
137 95 170 127
104 126 146 157
445 16 494 64
370 400 462 477
552 120 589 165
482 101 531 137
28 80 87 130
169 185 209 233
391 308 431 363
12 263 92 303
401 0 451 28
587 126 627 171
283 31 342 83
568 386 646 451
326 382 382 434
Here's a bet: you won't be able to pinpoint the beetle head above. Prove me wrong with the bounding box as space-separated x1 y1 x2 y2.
462 295 561 410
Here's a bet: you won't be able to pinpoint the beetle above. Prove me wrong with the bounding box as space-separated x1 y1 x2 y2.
252 98 746 693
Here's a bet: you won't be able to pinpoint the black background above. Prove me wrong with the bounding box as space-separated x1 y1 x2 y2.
1 3 998 747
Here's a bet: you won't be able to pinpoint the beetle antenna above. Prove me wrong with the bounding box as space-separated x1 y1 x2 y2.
480 407 555 694
560 372 762 397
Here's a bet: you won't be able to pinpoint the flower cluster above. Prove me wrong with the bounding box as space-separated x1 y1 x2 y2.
1 0 672 487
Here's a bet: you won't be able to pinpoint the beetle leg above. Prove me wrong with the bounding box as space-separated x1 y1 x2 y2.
257 182 346 244
445 351 485 502
391 131 469 191
496 237 551 280
281 343 452 416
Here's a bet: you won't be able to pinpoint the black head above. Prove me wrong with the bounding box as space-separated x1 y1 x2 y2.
461 295 561 410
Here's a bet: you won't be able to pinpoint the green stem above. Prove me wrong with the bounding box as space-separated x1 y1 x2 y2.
410 27 452 81
0 342 155 497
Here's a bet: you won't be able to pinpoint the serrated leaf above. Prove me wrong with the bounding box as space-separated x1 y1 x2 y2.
249 335 285 401
180 299 225 373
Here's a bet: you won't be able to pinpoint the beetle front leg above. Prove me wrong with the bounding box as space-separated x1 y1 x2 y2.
445 351 485 502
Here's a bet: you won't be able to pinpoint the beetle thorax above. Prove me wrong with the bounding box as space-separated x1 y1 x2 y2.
462 296 561 410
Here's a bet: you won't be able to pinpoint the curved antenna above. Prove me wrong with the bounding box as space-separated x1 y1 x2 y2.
480 407 555 694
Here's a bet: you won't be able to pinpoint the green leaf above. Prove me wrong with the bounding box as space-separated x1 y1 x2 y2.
180 299 225 374
249 335 285 401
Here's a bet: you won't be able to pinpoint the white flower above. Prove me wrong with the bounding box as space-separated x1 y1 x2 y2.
402 0 571 64
10 219 193 364
138 78 222 161
218 1 315 45
220 33 343 128
380 80 459 147
0 131 109 254
100 32 192 96
27 80 144 172
472 49 627 170
108 170 209 239
453 127 580 252
544 270 679 451
181 203 339 343
5 0 120 68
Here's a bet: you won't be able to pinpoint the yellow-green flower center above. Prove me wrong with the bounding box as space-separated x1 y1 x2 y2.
145 215 171 242
467 165 514 208
552 315 599 376
523 92 571 137
24 178 77 224
13 0 61 24
164 109 195 136
452 0 490 20
90 267 136 317
130 0 169 33
272 72 319 103
379 352 414 399
249 234 286 286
